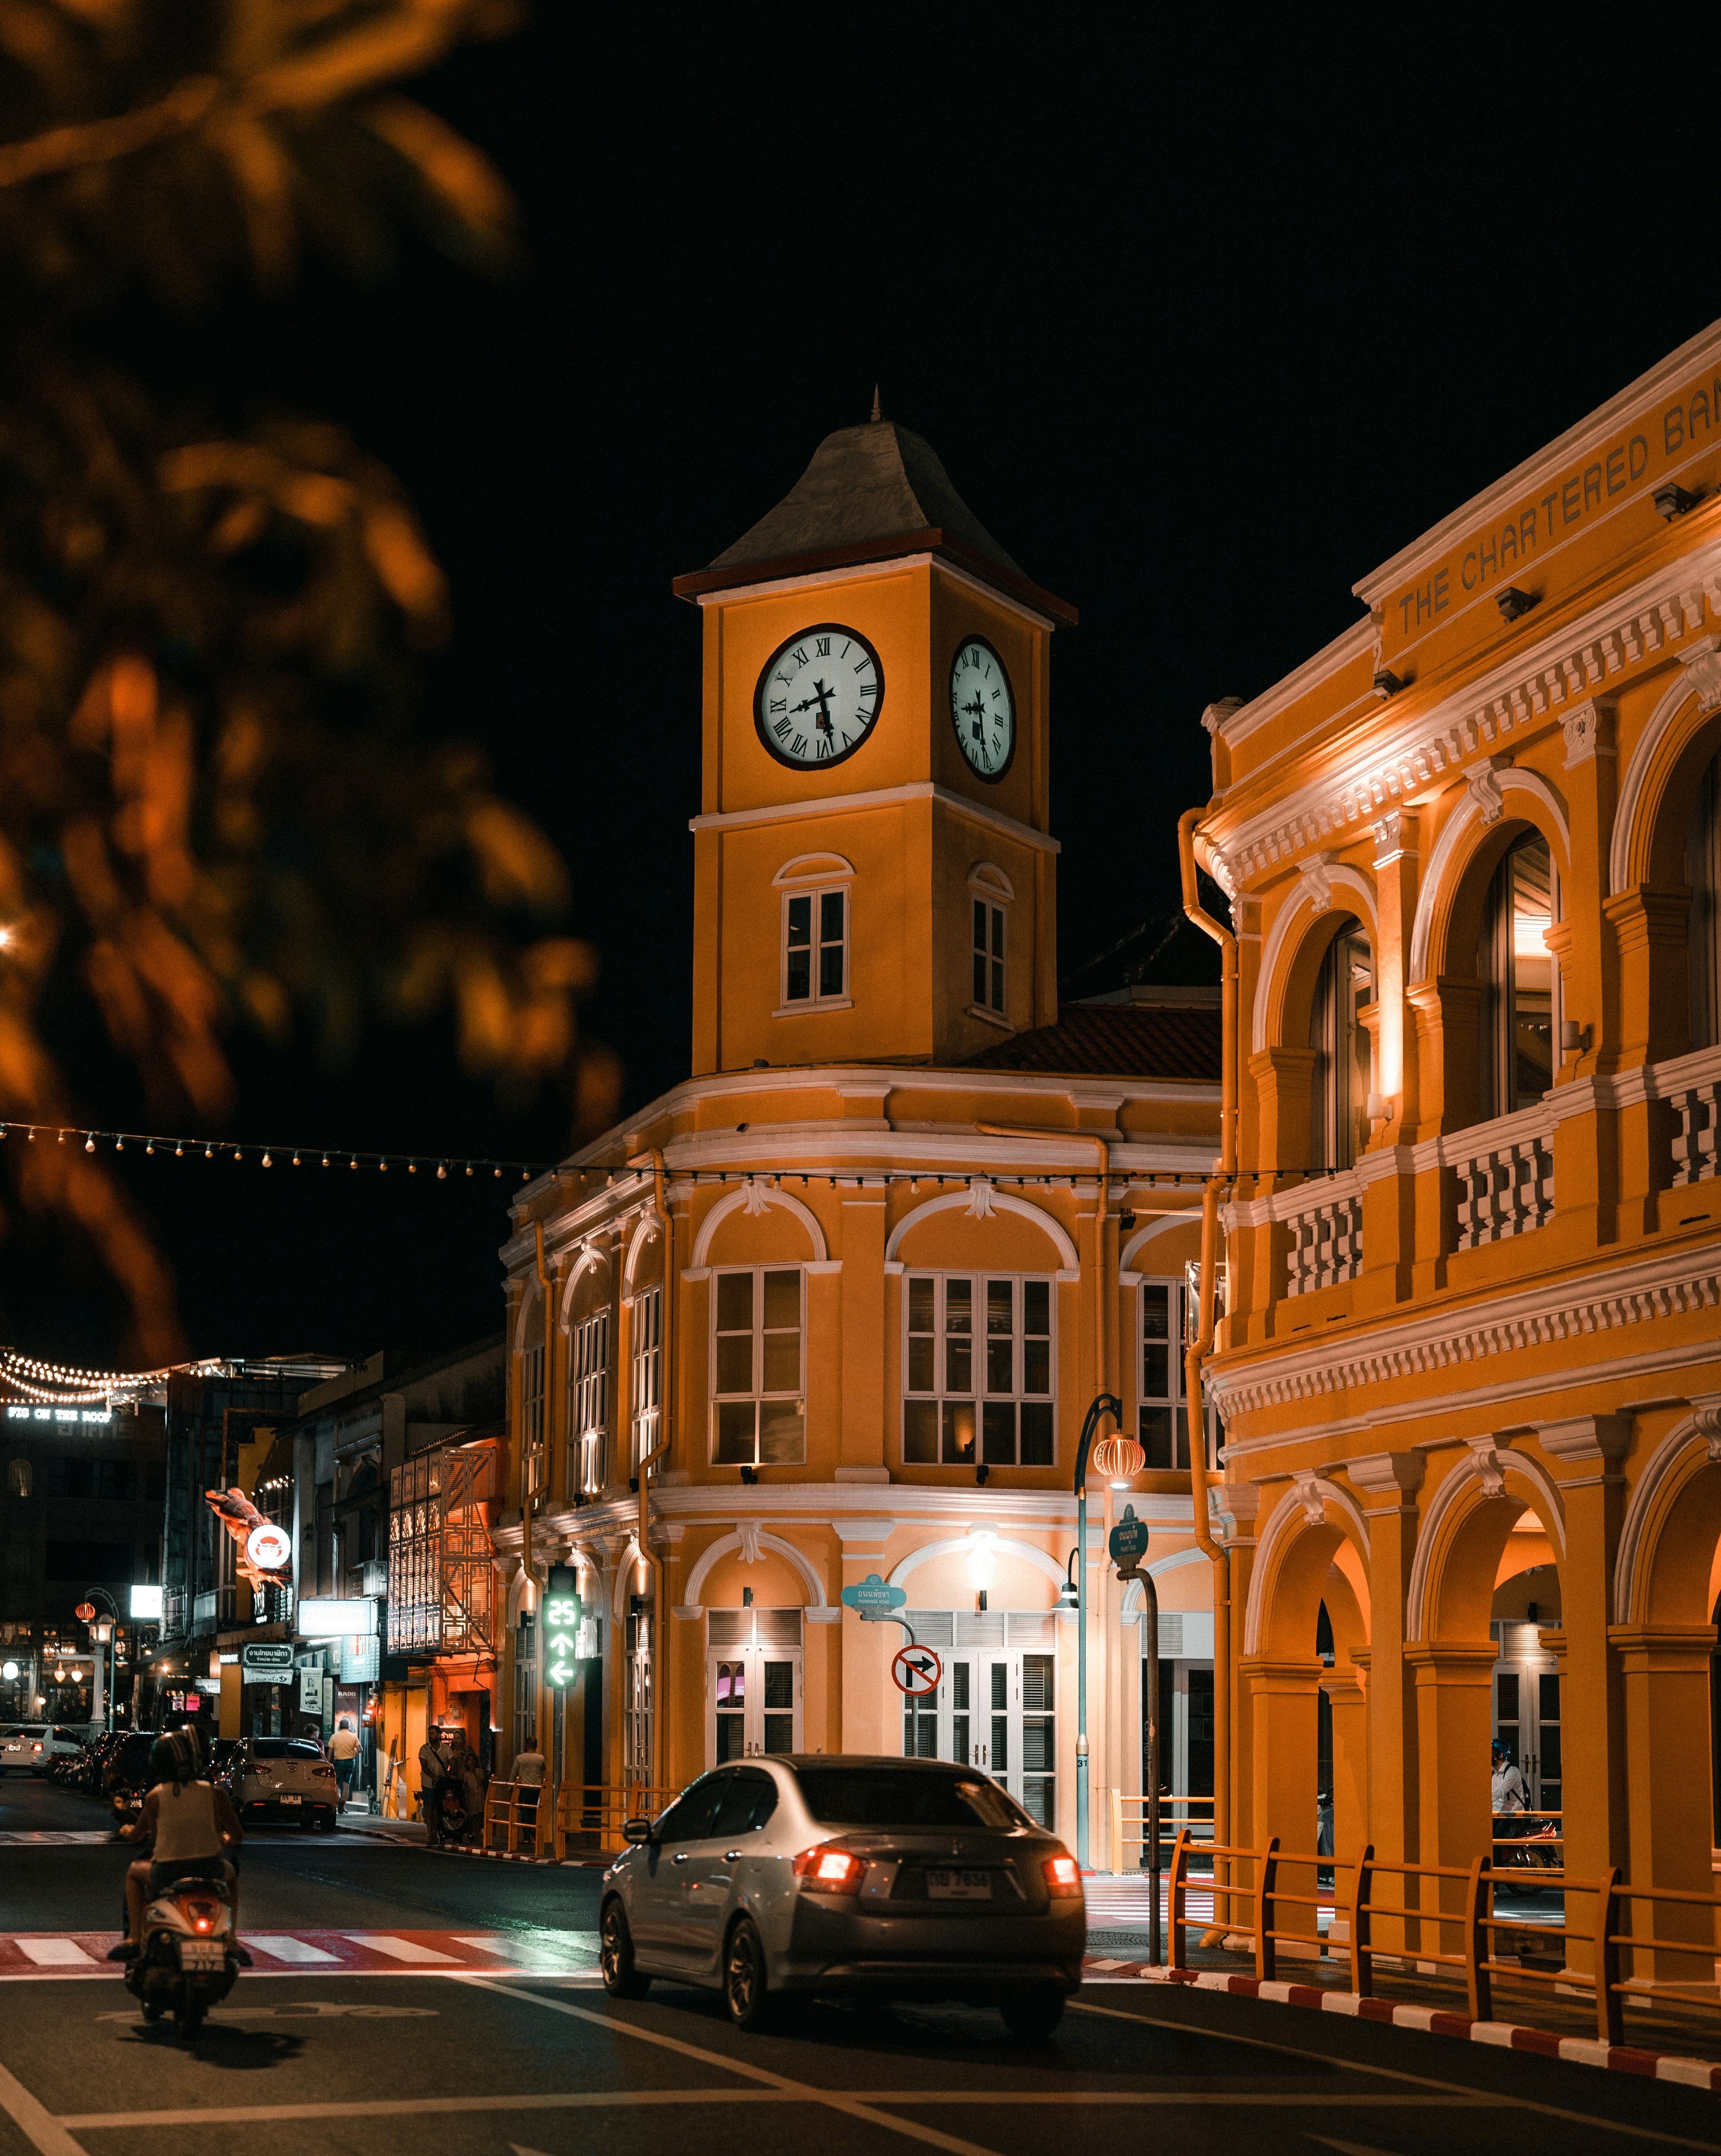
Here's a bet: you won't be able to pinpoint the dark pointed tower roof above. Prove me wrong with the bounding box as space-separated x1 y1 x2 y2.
672 404 1075 624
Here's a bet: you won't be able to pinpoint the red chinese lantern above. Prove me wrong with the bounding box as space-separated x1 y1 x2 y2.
1091 1434 1146 1485
74 1602 96 1622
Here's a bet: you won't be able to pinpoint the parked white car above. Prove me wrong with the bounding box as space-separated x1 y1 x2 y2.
221 1736 338 1829
31 1724 88 1774
0 1725 47 1774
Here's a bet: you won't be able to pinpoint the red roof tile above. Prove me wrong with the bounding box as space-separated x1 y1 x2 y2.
960 1004 1221 1082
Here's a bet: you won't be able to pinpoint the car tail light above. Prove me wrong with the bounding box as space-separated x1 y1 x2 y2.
1042 1855 1082 1898
30 1743 40 1755
313 1765 336 1780
792 1845 867 1895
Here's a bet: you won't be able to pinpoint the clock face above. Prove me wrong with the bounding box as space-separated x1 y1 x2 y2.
949 636 1015 780
754 623 884 769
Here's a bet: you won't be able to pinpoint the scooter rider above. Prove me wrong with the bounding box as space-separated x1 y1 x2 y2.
107 1729 249 1963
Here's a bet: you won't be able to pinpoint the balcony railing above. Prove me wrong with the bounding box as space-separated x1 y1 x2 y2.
1453 1128 1555 1249
1285 1187 1365 1294
1671 1075 1720 1185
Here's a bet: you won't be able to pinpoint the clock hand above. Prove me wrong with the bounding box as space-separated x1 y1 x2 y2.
810 678 839 735
963 691 986 740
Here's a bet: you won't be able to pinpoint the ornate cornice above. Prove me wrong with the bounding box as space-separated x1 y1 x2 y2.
1210 1235 1721 1424
1205 540 1721 893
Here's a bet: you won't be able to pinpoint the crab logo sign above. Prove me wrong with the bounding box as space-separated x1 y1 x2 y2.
892 1644 941 1698
246 1523 292 1573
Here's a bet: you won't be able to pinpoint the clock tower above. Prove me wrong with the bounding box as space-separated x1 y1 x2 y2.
672 404 1077 1073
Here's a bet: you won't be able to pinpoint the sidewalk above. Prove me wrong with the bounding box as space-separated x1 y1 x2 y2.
333 1802 426 1844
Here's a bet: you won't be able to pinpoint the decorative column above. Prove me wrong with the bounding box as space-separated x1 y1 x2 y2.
1610 1621 1720 1981
1406 1640 1497 1954
1320 1659 1369 1877
1537 1413 1629 1967
1348 1450 1423 1956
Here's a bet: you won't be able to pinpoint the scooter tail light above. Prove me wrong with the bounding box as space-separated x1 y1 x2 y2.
792 1845 867 1895
1042 1854 1083 1898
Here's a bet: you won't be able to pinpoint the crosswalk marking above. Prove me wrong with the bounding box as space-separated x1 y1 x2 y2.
248 1936 339 1964
15 1939 96 1966
342 1935 457 1963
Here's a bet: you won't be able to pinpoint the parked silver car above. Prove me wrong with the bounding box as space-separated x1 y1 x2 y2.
599 1755 1085 2035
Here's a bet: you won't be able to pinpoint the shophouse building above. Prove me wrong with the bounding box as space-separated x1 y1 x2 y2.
1191 317 1721 1926
487 410 1224 1851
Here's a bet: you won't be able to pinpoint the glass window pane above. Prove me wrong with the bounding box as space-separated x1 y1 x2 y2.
946 1333 971 1392
1023 1338 1049 1394
973 949 987 1004
820 940 844 997
991 906 1005 958
1496 1673 1519 1719
946 1279 972 1332
982 1401 1016 1465
1023 1279 1049 1335
762 1335 799 1392
908 1277 935 1333
820 889 845 944
762 1270 801 1329
787 895 810 945
1143 1343 1169 1400
1020 1401 1053 1465
715 1335 753 1395
953 1666 970 1711
908 1336 934 1391
763 1661 793 1711
1143 1285 1169 1342
716 1272 753 1331
1021 1719 1052 1772
715 1401 757 1464
986 1335 1013 1391
758 1400 805 1462
987 1280 1013 1333
763 1715 793 1756
1139 1405 1173 1469
1538 1672 1559 1722
990 957 1004 1012
942 1401 975 1464
904 1400 938 1462
1022 1655 1053 1713
973 898 986 949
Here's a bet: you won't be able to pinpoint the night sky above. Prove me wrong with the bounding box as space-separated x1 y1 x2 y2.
7 18 1717 1368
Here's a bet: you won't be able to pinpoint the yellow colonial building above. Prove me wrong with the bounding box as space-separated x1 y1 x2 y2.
1193 317 1721 1920
491 408 1223 1856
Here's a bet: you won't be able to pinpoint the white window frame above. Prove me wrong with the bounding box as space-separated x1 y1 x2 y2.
1690 751 1721 1051
520 1341 545 1501
966 864 1014 1031
629 1285 662 1478
1137 1274 1218 1471
570 1308 609 1496
710 1264 806 1467
901 1269 1056 1469
777 884 851 1013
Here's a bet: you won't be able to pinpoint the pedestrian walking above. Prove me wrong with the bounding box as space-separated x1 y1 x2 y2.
417 1735 447 1844
329 1717 361 1810
1491 1741 1529 1857
513 1742 545 1848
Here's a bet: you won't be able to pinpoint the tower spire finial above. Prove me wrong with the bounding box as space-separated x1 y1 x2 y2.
870 383 882 423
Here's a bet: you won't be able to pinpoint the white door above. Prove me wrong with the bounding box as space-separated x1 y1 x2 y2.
901 1650 1056 1826
706 1608 803 1767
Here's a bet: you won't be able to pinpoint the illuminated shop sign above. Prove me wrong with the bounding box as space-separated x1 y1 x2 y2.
6 1405 111 1422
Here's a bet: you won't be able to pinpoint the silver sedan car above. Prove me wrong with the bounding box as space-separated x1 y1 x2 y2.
599 1754 1085 2035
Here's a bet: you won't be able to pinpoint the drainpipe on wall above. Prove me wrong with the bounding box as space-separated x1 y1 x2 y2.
1177 805 1237 1911
629 1147 674 1796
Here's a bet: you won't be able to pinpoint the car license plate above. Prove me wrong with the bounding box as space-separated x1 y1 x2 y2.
178 1940 224 1969
926 1869 992 1900
280 1794 301 1804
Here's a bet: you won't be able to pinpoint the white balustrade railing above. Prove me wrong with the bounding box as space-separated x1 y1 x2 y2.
1284 1188 1364 1293
1453 1130 1555 1248
1670 1076 1720 1185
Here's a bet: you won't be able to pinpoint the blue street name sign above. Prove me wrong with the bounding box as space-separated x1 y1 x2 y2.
1109 1504 1149 1574
544 1562 583 1689
840 1571 907 1620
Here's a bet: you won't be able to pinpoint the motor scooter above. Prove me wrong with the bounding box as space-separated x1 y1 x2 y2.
123 1872 242 2039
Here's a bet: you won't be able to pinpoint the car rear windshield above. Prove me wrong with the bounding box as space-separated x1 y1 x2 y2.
248 1739 322 1760
795 1768 1031 1831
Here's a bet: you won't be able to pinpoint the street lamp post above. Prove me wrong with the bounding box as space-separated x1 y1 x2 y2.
1072 1392 1123 1871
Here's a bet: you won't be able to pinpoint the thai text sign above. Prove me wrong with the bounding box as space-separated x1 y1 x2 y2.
841 1571 907 1620
1109 1504 1149 1575
544 1564 583 1690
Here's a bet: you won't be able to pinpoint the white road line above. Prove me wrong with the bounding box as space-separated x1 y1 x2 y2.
342 1934 457 1963
1071 1999 1721 2151
51 2089 1487 2131
14 1941 96 1967
246 1936 339 1964
0 2053 86 2156
454 1933 600 1957
455 1976 1001 2156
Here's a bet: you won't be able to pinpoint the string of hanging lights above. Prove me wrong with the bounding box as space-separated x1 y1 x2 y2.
0 1119 543 1181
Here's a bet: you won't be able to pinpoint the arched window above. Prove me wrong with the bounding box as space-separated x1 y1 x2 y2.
1479 833 1558 1120
1308 918 1372 1171
1688 748 1721 1051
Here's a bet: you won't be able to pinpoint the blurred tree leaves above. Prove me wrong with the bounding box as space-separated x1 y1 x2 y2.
0 1 614 1359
